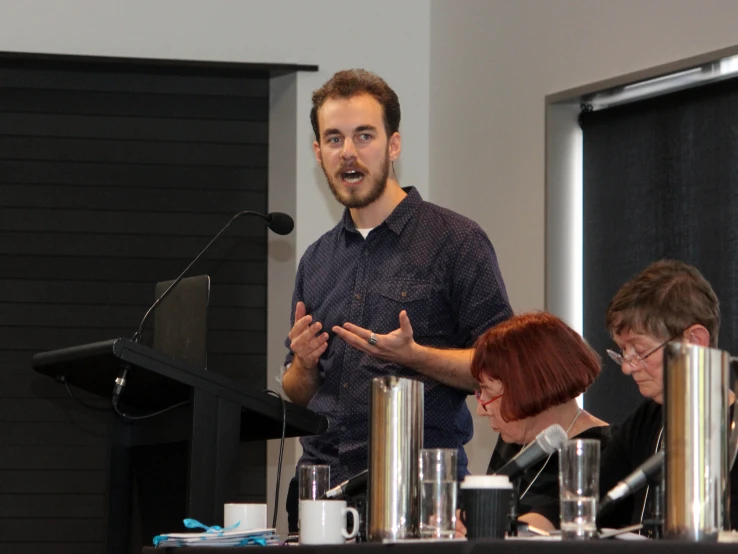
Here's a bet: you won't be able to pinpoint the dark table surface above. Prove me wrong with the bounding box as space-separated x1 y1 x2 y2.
143 537 738 553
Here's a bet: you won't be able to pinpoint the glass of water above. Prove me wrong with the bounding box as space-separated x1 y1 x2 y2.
298 464 330 501
419 448 457 539
559 439 600 540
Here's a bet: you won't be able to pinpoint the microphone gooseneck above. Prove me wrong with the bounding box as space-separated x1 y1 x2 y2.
130 210 294 344
114 210 294 414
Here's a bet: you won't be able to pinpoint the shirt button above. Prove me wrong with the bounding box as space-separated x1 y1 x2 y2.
342 382 349 389
363 250 369 257
341 426 347 432
354 293 362 300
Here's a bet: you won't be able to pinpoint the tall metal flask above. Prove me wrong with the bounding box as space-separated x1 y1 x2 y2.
663 342 738 541
367 376 424 541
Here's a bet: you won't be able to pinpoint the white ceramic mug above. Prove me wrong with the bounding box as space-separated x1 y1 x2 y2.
223 503 268 530
299 500 360 545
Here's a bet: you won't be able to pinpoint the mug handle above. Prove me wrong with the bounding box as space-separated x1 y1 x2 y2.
342 507 360 539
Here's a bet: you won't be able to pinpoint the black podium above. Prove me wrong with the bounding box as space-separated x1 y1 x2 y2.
32 338 326 554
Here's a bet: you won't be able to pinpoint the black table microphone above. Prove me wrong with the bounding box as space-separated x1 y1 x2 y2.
323 470 369 499
599 451 664 514
494 424 568 480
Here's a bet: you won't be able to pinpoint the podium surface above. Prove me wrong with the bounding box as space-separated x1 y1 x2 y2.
33 337 326 440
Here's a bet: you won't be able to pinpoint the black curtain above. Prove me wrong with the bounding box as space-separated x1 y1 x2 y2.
581 77 738 425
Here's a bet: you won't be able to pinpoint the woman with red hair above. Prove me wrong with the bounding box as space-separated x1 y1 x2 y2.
472 312 609 532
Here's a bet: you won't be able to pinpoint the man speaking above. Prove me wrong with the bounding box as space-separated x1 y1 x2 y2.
281 69 512 529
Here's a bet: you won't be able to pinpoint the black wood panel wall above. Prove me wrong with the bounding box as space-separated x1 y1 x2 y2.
0 58 271 553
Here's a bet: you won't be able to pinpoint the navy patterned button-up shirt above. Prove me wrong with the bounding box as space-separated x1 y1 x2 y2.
285 187 512 486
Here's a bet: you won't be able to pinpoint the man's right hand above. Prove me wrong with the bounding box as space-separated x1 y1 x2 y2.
288 301 329 368
282 302 329 406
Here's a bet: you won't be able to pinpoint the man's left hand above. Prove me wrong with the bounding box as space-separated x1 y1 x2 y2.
332 310 422 366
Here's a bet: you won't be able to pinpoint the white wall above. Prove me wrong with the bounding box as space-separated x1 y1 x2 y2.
429 0 738 474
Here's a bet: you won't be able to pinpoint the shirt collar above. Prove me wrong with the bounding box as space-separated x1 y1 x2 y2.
341 186 422 235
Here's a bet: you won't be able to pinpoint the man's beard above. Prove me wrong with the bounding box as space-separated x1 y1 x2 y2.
322 153 391 209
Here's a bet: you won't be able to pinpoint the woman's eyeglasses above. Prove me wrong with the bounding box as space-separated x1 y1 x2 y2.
475 389 503 412
606 333 682 370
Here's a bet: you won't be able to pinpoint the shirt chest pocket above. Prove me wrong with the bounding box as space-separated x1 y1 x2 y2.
373 280 443 337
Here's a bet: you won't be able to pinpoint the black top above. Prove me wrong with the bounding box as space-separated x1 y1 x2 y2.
598 399 663 528
599 399 738 530
487 425 611 527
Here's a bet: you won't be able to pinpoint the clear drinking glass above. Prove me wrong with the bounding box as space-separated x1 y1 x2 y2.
419 448 457 539
559 439 600 540
299 465 330 500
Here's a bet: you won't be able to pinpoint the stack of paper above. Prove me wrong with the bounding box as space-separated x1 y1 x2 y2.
153 527 279 548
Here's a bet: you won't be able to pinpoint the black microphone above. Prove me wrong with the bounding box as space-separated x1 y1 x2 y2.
322 469 369 499
494 424 568 480
112 210 294 409
265 212 295 236
599 451 664 514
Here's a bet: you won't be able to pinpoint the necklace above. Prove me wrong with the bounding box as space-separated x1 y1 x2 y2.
639 426 664 531
519 407 583 500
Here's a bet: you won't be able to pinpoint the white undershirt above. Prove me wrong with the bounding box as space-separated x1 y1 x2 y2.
357 228 374 239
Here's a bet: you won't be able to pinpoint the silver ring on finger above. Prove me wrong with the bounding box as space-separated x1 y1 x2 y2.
368 332 378 346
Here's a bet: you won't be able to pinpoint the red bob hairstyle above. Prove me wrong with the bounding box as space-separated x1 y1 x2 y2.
471 312 601 422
